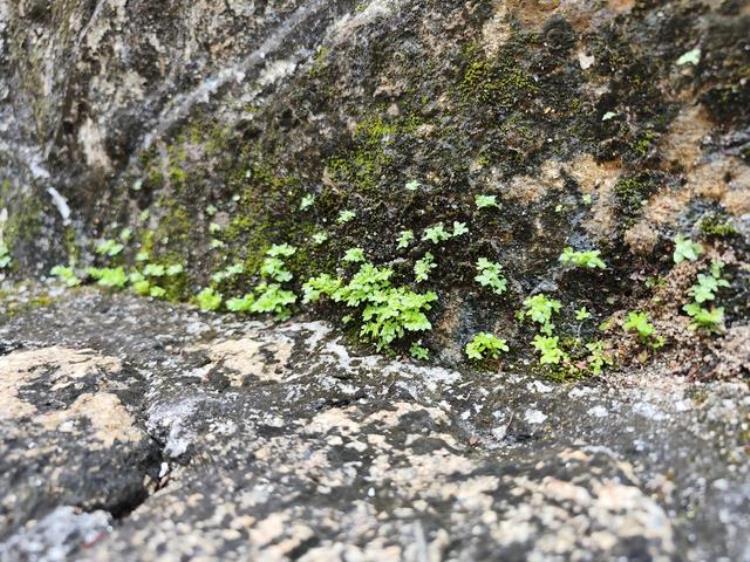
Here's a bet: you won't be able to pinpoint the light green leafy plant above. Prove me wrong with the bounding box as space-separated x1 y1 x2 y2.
332 263 394 307
575 307 591 321
623 311 664 348
267 243 296 258
337 209 356 224
687 261 729 303
414 252 436 282
308 261 436 350
343 247 366 263
196 287 222 311
312 231 328 245
0 242 12 269
360 287 438 350
559 247 606 269
422 223 451 244
166 264 184 276
532 335 569 365
409 341 429 361
683 303 724 333
673 235 702 264
623 311 654 339
522 294 562 335
149 286 166 298
260 257 292 283
250 282 297 320
95 239 124 257
302 273 342 304
585 341 613 375
397 229 414 249
475 258 507 295
475 194 499 209
465 332 509 360
119 227 132 242
405 179 420 191
87 267 128 289
682 260 728 333
51 265 80 287
300 193 315 211
211 263 244 284
226 293 255 312
451 221 469 238
143 263 166 277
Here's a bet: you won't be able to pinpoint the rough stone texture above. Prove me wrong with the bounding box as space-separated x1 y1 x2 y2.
1 1 749 560
0 290 748 560
0 0 747 371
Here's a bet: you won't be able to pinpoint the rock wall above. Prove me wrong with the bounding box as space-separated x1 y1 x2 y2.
0 0 748 372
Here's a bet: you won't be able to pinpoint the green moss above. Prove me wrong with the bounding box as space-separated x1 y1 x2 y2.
699 214 737 238
460 43 539 109
613 174 659 228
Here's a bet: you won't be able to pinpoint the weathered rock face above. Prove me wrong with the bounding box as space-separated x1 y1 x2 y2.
0 0 748 371
0 291 748 560
0 2 749 559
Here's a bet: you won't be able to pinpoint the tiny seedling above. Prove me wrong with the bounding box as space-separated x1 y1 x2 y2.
585 341 613 375
405 180 420 191
687 260 729 303
623 311 664 348
196 287 222 311
397 229 414 249
475 258 507 295
409 341 430 361
299 193 316 211
475 194 499 209
422 223 451 244
143 263 166 277
451 221 469 238
673 235 702 264
465 332 509 360
414 252 436 282
312 231 329 245
532 335 568 365
623 311 654 339
343 247 366 263
260 257 292 283
95 239 124 257
267 243 296 258
559 247 606 269
149 286 166 298
211 263 244 284
337 209 356 224
302 273 342 304
0 242 11 269
683 303 724 333
119 228 132 242
87 267 128 289
50 265 80 287
226 293 255 313
166 263 184 276
251 282 297 320
575 307 591 321
522 294 562 335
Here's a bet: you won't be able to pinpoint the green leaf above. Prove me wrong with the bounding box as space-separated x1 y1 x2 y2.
465 332 509 360
196 287 222 311
475 194 499 209
673 235 702 264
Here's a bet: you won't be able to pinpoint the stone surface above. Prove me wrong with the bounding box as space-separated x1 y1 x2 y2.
1 290 748 560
